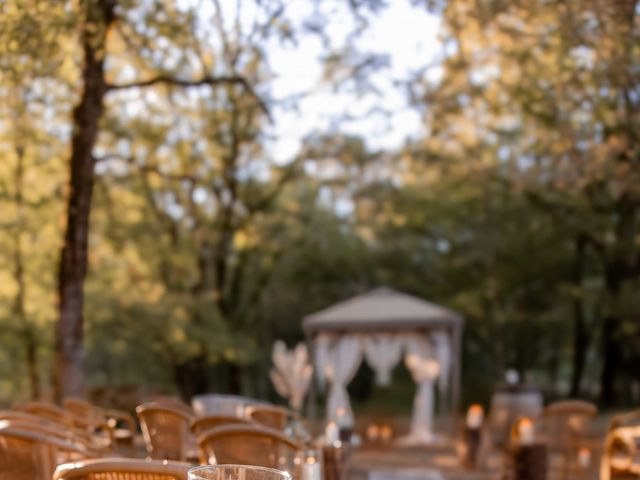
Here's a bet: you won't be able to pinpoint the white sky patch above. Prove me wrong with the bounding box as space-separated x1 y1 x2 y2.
171 0 442 164
264 0 442 163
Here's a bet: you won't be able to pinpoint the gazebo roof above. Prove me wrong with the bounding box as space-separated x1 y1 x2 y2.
303 287 463 335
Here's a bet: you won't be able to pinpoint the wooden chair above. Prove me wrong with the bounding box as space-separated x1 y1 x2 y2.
22 401 83 426
190 414 252 436
64 397 137 452
197 424 300 470
601 425 640 480
0 409 64 427
609 409 640 431
149 396 194 417
11 404 98 445
137 402 194 461
245 405 292 431
540 400 597 480
0 418 95 449
54 457 192 480
0 426 93 480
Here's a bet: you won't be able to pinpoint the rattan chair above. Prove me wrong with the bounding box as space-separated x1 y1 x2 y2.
244 405 292 431
541 400 597 480
190 414 252 436
6 405 98 446
53 457 192 480
64 397 136 451
22 401 82 425
0 426 93 480
609 409 640 431
197 424 300 470
149 397 195 417
601 425 640 480
137 402 194 461
0 418 95 448
0 409 63 427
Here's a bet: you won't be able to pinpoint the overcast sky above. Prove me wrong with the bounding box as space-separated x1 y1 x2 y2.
265 1 442 163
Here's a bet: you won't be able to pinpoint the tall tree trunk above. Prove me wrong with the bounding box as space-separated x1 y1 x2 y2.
600 260 624 406
570 236 588 397
600 313 620 406
54 0 116 400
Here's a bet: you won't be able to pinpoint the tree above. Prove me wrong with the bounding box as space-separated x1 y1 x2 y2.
416 0 640 404
53 0 268 398
0 1 69 400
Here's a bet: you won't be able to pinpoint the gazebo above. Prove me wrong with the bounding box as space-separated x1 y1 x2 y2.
303 287 464 444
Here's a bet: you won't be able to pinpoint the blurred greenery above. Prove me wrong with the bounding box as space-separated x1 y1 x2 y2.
0 0 638 409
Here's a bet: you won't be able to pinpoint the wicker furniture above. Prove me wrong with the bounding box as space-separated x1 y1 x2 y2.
22 401 87 431
540 400 597 480
0 426 93 480
64 397 136 451
137 402 194 461
8 405 98 446
54 457 192 480
190 414 252 436
0 418 93 447
245 405 292 431
197 424 300 470
149 397 194 417
609 409 640 431
601 424 640 479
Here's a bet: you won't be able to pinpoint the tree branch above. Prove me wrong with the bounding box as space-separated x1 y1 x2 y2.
105 75 271 121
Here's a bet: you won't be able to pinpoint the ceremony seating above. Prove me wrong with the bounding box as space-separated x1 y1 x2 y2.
54 457 192 480
190 414 252 436
137 402 194 461
0 427 93 480
197 424 300 470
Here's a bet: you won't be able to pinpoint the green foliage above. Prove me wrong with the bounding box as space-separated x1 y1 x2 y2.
0 0 637 407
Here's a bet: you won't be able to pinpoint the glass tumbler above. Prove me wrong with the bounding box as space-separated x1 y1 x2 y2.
188 465 292 480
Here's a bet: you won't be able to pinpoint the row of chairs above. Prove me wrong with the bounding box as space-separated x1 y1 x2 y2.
0 396 306 480
136 400 305 467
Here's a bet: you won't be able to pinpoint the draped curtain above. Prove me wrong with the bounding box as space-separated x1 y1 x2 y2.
363 335 404 386
404 338 439 442
323 335 363 427
311 330 453 442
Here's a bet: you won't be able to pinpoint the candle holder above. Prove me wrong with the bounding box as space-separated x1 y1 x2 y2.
298 448 324 480
462 426 482 468
462 404 484 468
510 443 548 480
322 441 350 480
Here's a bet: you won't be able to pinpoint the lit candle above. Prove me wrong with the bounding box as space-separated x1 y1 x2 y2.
517 418 535 445
577 448 591 469
325 421 339 445
380 425 393 442
366 424 379 442
301 453 322 480
466 404 484 429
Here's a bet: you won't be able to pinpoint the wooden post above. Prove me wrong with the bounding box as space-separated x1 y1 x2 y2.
323 443 351 480
511 444 547 480
462 426 482 468
451 323 463 428
306 334 317 422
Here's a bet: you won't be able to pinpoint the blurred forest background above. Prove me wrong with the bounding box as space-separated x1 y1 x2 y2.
0 0 638 411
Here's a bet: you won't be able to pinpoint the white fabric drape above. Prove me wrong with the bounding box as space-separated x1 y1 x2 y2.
325 335 363 427
432 332 451 398
403 335 439 443
363 335 404 386
314 334 332 390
